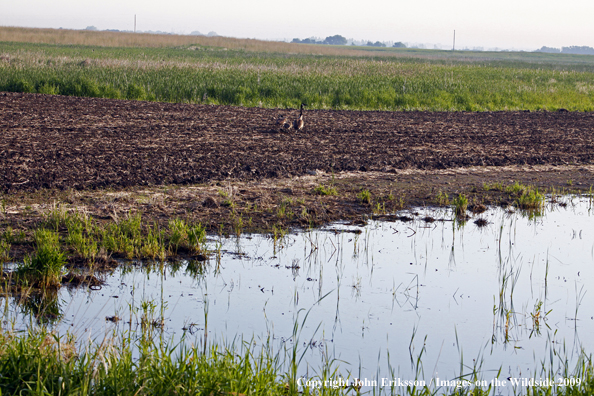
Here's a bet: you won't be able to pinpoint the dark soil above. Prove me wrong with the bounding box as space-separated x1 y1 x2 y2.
2 92 594 192
1 92 594 253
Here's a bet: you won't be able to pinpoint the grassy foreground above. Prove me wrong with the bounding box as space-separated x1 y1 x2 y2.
1 28 594 111
0 323 593 396
0 326 299 396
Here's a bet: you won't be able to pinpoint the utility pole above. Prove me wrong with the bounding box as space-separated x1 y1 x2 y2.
134 14 136 33
452 30 455 51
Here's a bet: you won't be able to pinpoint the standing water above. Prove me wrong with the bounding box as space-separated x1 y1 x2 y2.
3 196 594 392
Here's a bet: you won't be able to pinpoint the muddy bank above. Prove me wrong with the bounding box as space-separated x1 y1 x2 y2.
2 164 593 261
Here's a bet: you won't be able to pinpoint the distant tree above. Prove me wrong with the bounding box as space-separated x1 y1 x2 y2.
323 35 347 45
366 41 386 47
85 26 98 31
301 38 320 44
292 38 302 43
535 46 560 53
392 42 406 48
561 46 594 55
190 31 204 36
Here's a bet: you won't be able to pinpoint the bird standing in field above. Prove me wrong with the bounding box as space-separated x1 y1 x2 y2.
276 115 291 131
293 103 305 131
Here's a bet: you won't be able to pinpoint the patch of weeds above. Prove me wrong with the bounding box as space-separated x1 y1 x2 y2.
221 199 234 208
168 218 189 254
435 190 450 206
233 214 245 236
373 202 385 215
140 223 166 261
272 224 288 245
276 203 286 218
2 226 14 244
313 184 338 196
101 213 142 259
516 188 545 210
505 181 528 196
299 207 309 222
65 213 98 262
452 193 468 217
14 229 27 244
483 182 504 191
42 202 69 231
0 239 10 267
188 223 207 254
357 189 372 205
276 198 294 220
17 229 66 288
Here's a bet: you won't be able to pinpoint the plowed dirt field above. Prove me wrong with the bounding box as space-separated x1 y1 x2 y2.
2 92 594 192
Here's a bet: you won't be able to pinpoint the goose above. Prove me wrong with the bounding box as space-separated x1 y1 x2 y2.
276 115 291 131
293 103 305 131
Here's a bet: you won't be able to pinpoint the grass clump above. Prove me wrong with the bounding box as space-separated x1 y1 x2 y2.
0 239 10 267
187 223 207 253
17 229 65 288
314 184 338 196
435 190 450 206
357 189 372 205
516 188 545 210
65 212 98 262
505 182 545 210
101 213 143 259
0 227 12 267
452 193 469 217
168 218 189 254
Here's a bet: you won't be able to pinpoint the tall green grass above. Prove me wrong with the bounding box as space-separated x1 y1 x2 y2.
1 42 594 111
16 229 65 288
0 328 290 396
0 323 593 395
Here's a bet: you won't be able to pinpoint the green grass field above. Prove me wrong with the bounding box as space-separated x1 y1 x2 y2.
2 35 594 111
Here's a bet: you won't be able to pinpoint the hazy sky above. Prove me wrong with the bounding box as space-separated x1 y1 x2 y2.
2 0 594 50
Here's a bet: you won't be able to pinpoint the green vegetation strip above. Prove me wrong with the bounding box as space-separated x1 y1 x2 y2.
1 42 594 111
1 205 210 289
0 325 593 395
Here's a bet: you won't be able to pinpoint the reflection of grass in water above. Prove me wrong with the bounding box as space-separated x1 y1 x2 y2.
18 289 62 325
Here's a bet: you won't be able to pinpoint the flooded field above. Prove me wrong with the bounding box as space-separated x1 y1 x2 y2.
3 196 593 392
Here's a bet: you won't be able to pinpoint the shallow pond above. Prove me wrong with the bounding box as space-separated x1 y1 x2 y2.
3 196 594 391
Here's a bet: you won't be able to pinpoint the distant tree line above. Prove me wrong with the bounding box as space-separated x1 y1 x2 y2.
536 45 594 55
292 35 347 45
292 35 406 48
